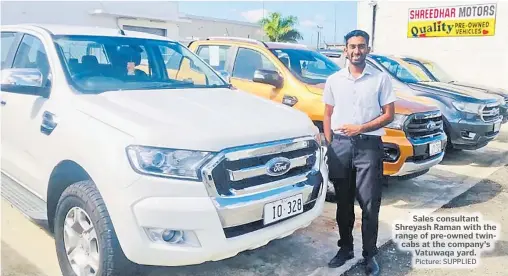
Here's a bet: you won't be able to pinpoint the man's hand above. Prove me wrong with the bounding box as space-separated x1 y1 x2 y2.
335 124 364 136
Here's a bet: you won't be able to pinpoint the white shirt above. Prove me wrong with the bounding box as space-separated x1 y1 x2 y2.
322 64 396 136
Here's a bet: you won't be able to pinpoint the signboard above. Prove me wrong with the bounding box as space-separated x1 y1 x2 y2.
407 3 497 38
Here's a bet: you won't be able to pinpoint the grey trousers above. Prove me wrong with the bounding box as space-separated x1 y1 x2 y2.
327 133 384 259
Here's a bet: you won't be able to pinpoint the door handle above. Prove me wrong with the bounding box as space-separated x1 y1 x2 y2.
1 100 6 106
41 111 58 135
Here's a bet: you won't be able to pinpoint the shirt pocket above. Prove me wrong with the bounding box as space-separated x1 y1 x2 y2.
359 89 381 111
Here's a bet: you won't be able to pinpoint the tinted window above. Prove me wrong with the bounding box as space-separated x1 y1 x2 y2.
370 55 423 83
53 35 227 93
1 32 16 68
271 48 341 84
232 48 277 80
197 45 230 71
12 34 51 83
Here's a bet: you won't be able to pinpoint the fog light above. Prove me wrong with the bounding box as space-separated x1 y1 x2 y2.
145 228 183 244
144 227 201 247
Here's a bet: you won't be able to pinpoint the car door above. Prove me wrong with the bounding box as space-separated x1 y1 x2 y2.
229 47 283 101
1 31 25 181
1 32 54 197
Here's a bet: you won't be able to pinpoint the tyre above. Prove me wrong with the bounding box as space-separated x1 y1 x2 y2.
54 180 139 276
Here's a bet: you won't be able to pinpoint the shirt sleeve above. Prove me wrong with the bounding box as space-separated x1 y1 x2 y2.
379 73 397 106
322 77 335 106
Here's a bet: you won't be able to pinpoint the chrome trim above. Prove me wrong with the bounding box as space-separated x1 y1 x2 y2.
392 152 444 176
201 135 319 197
408 133 446 145
199 135 323 229
213 178 316 228
229 173 309 196
481 103 501 123
412 110 441 120
224 138 311 161
227 154 311 181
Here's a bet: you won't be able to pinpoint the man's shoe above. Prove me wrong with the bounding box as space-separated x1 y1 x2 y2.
365 256 380 276
328 248 354 268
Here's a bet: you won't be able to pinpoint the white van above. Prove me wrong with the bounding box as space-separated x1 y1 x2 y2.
0 24 328 275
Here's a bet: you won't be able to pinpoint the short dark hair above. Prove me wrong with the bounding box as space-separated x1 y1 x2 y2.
344 30 370 45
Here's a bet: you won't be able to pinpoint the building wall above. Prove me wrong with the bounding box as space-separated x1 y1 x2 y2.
357 1 508 90
1 1 264 45
178 16 264 41
1 1 181 38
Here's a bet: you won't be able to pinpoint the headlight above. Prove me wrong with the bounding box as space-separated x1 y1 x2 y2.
126 145 213 180
385 114 408 130
452 102 483 114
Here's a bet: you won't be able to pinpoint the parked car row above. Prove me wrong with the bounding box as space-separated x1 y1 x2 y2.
181 38 506 200
320 50 507 150
0 24 505 276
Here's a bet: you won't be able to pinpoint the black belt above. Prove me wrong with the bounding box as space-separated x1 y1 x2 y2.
333 133 381 141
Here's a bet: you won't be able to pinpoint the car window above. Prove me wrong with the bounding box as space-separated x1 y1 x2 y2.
371 55 421 83
1 32 17 68
12 34 51 83
197 45 230 71
159 44 208 85
271 48 340 84
232 48 277 80
53 35 227 93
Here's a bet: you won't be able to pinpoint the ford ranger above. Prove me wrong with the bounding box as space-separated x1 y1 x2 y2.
0 24 327 276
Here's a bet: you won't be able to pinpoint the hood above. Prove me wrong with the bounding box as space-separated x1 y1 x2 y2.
448 81 508 98
408 82 500 103
394 91 440 114
306 84 439 115
77 88 317 152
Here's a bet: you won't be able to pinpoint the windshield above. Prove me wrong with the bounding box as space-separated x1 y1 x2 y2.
270 48 341 84
53 35 228 93
370 55 432 83
421 60 454 83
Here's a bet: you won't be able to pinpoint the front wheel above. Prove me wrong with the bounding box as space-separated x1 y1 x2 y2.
54 180 138 276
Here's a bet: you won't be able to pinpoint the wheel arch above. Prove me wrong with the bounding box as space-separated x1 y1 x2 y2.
46 160 93 232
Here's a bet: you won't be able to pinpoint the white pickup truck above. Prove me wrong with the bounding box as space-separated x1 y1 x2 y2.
0 24 328 275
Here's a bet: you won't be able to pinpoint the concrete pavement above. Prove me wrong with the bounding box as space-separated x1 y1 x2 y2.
2 127 507 276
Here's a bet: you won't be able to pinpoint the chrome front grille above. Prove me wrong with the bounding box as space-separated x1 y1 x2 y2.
404 111 443 140
202 137 320 197
199 136 323 233
481 103 501 122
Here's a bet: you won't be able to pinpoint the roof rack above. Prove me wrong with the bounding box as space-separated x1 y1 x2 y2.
206 36 268 47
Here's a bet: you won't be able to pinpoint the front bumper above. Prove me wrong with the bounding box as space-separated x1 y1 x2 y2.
448 117 502 150
108 143 328 267
389 133 447 177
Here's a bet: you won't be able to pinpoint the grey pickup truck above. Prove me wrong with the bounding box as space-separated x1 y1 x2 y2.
399 56 508 124
366 54 503 151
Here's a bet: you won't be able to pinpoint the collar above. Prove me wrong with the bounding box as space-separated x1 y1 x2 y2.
339 63 375 79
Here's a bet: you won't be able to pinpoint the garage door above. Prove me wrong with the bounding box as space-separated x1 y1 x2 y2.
123 25 167 37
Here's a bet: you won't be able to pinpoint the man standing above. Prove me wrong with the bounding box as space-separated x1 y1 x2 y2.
323 30 396 276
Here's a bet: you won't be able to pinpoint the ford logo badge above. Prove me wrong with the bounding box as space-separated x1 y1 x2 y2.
266 157 292 176
426 121 436 129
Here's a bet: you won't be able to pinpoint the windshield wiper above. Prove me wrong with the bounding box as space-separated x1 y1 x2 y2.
142 82 196 89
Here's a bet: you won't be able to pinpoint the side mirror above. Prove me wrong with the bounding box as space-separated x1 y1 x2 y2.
0 68 49 97
253 69 283 89
1 68 44 88
218 70 231 83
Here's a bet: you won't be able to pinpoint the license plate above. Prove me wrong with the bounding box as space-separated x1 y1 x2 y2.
494 122 501 132
429 141 442 156
263 194 303 225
